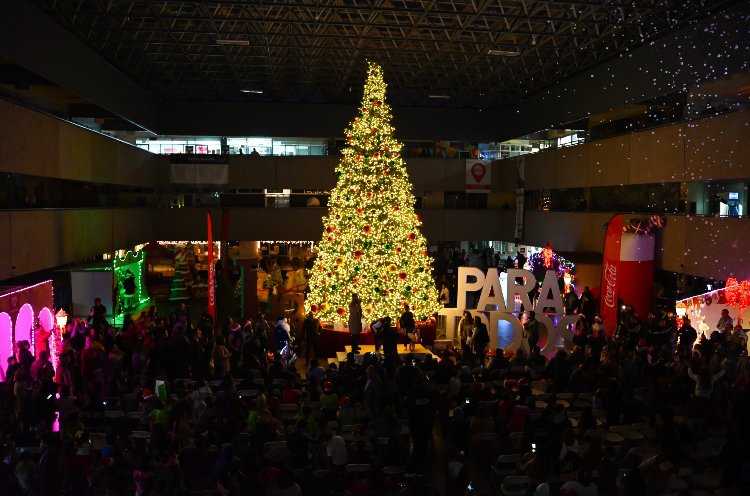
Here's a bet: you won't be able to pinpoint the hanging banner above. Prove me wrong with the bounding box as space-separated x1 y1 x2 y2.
207 214 216 319
465 159 491 193
600 214 624 335
170 155 228 185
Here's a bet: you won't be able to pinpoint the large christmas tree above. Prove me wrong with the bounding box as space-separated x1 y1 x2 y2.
306 63 441 324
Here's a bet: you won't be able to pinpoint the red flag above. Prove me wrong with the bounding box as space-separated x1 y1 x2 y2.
208 213 215 320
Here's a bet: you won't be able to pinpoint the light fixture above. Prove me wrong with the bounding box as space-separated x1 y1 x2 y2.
55 308 68 329
428 95 451 99
240 89 263 94
487 48 520 56
216 39 250 46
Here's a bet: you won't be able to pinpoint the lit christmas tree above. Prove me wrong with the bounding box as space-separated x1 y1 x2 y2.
306 62 441 324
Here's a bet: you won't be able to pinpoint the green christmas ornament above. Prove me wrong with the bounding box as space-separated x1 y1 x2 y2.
384 244 391 251
405 286 412 293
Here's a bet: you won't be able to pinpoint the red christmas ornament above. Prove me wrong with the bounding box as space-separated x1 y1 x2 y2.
382 275 388 280
398 272 407 280
355 188 360 193
395 247 402 253
385 146 390 151
366 192 372 198
373 152 379 159
382 289 389 296
326 226 334 233
393 205 399 211
354 250 363 258
317 265 324 271
370 127 376 132
363 225 372 233
353 277 360 283
393 152 399 158
347 136 353 142
357 208 363 214
327 236 334 243
415 214 422 222
375 101 382 107
421 250 428 256
336 307 346 316
407 233 416 240
327 272 333 277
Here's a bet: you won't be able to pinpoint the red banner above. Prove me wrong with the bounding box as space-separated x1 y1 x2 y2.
207 214 215 320
601 215 624 335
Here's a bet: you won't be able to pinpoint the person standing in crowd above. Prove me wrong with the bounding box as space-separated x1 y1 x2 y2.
524 310 541 351
380 317 398 357
579 286 596 323
90 297 107 332
677 317 697 356
302 311 320 364
472 316 490 366
717 308 734 332
458 311 473 353
439 283 451 307
348 293 363 354
399 304 416 351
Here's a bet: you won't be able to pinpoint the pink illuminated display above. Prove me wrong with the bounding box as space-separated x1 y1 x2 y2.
0 280 54 370
0 313 11 381
14 304 34 357
39 307 58 371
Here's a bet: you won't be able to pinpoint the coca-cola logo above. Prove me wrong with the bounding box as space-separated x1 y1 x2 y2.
603 261 617 308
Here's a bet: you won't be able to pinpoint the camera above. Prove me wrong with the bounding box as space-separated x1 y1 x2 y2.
465 397 471 404
531 443 536 453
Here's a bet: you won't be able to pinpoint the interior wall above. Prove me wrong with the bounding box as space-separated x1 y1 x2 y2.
0 208 155 280
0 98 156 187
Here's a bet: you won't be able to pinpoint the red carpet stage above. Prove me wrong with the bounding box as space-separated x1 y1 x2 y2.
318 319 437 358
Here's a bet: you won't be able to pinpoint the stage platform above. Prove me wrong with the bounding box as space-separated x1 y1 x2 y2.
332 344 440 364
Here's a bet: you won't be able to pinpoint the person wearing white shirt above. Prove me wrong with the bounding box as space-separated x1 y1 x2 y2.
325 431 348 474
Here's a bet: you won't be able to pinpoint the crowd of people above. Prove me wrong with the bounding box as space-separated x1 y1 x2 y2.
0 286 749 496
